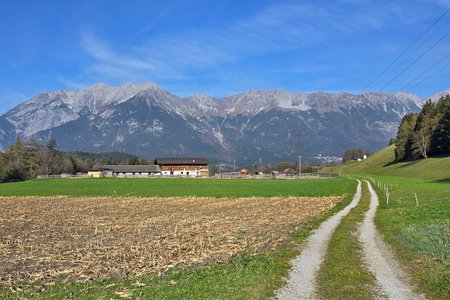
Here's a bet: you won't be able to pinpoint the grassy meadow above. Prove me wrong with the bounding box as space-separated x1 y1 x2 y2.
323 144 450 181
0 177 354 198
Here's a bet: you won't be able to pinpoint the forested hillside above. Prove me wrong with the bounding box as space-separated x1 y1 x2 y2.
394 94 450 160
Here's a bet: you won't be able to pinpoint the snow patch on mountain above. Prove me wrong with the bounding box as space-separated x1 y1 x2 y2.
428 89 450 102
145 119 164 136
1 82 429 159
5 82 161 136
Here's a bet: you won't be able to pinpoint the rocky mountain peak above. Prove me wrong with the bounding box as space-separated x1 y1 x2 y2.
428 89 450 102
1 82 439 163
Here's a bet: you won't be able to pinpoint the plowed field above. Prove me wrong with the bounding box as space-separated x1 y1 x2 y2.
0 196 341 284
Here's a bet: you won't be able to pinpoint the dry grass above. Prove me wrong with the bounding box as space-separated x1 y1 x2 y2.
0 195 341 285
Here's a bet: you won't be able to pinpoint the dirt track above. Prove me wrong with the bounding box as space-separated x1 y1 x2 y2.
276 180 424 300
275 180 362 299
360 181 425 300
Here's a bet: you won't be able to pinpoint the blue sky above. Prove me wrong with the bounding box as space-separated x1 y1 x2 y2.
1 0 449 113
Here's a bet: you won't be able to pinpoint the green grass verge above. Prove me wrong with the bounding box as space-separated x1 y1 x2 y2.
367 175 450 299
0 177 353 198
317 180 377 299
0 180 358 300
0 249 296 300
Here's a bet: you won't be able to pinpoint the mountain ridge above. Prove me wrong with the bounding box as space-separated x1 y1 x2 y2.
0 82 427 163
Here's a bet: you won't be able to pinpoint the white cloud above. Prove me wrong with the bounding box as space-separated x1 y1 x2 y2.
126 0 181 46
80 3 428 82
81 33 155 70
57 77 87 90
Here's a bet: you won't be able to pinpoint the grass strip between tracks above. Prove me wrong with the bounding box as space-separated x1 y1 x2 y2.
317 180 377 299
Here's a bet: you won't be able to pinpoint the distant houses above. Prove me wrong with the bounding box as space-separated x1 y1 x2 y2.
88 157 209 178
88 165 162 178
155 157 209 177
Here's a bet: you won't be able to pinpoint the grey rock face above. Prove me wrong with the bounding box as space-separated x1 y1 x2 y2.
1 83 423 163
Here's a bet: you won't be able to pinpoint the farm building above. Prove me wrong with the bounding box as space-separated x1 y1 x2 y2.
87 169 103 178
154 157 209 177
89 165 161 178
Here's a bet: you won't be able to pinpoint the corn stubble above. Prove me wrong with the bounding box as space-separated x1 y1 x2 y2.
0 195 340 285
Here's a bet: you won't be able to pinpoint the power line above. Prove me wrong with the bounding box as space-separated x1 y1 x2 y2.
398 51 450 91
361 9 450 92
409 60 450 91
391 16 450 73
423 84 450 100
379 29 450 92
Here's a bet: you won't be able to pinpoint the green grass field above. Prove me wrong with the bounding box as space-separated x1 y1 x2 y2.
0 177 354 198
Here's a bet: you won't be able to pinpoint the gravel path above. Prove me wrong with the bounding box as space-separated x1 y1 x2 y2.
274 180 362 300
359 180 426 300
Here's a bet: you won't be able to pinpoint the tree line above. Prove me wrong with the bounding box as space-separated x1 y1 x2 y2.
0 138 147 182
394 94 450 160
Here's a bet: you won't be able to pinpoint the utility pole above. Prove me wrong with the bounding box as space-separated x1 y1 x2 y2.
297 131 302 177
298 155 302 177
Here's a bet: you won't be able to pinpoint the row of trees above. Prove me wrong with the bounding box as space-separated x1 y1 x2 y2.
0 138 64 182
0 138 147 182
395 94 450 160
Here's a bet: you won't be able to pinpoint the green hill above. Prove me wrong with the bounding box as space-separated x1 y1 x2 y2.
323 145 450 180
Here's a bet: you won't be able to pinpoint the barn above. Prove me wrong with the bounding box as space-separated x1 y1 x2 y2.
154 158 209 177
89 165 161 178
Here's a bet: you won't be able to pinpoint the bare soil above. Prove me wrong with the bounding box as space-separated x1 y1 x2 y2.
0 195 340 285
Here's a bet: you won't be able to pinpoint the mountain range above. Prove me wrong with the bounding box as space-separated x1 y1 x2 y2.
0 82 429 165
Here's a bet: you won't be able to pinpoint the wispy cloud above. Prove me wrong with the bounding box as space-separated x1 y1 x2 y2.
79 33 161 81
57 77 87 90
82 34 155 70
80 2 427 83
126 0 181 46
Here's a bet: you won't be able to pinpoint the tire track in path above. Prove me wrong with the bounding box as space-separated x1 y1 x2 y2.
274 180 362 300
360 180 425 300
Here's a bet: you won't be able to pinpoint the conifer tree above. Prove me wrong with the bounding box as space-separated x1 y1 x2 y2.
435 104 450 155
394 113 417 160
